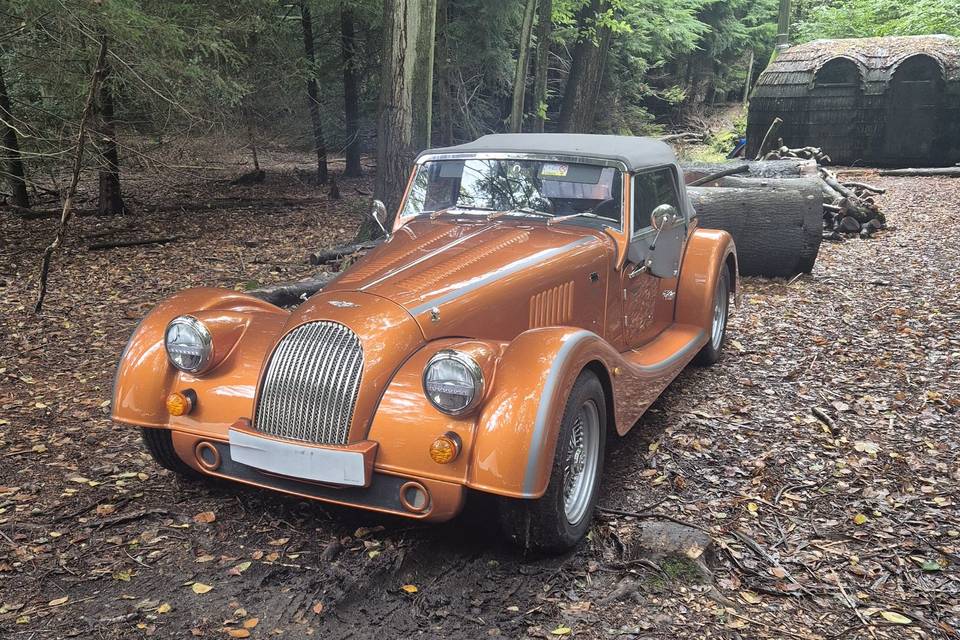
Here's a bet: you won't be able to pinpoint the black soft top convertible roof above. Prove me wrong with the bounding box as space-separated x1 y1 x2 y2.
416 133 677 172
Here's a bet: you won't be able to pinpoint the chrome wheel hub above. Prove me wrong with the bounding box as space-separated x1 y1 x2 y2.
562 399 600 526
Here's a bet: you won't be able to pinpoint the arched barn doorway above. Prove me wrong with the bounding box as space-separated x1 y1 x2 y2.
883 55 945 166
809 58 862 163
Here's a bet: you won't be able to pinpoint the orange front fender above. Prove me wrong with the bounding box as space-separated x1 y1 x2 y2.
112 288 288 435
468 328 618 499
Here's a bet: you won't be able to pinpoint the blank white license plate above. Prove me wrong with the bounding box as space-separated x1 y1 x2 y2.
228 429 366 487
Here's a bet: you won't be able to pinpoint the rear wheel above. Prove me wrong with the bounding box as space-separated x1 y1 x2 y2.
694 266 730 366
499 370 606 552
141 428 199 477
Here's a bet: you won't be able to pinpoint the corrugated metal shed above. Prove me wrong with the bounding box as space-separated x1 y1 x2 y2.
747 35 960 166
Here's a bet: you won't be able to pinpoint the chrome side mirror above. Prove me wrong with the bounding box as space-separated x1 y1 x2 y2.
371 199 389 236
651 203 678 229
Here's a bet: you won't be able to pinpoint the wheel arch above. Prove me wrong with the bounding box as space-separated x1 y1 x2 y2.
582 359 616 439
468 328 617 500
676 228 738 330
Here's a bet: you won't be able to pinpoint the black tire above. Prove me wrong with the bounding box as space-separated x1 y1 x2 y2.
498 370 607 553
141 428 200 478
694 266 730 366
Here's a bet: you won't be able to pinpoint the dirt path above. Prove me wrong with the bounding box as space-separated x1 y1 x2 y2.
0 169 957 639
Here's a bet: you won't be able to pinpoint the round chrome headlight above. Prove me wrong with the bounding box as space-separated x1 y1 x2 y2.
422 350 484 416
164 316 213 373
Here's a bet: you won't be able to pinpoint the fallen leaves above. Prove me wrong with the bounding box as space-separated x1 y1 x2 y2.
880 611 911 625
191 583 213 594
193 511 216 524
227 561 251 576
400 584 418 594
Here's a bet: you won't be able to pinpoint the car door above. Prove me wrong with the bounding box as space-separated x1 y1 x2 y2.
620 166 685 349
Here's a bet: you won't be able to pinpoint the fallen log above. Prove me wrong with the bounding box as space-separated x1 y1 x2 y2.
688 184 822 277
842 181 885 194
878 167 960 178
713 176 825 194
308 239 383 265
88 236 178 251
248 272 337 307
687 164 749 187
682 159 817 184
6 205 99 220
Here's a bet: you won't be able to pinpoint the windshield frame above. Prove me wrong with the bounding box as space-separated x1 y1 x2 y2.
398 152 629 231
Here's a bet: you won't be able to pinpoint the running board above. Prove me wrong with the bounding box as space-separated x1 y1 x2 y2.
624 324 706 371
610 324 707 435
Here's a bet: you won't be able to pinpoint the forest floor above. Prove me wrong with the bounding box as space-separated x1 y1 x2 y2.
0 155 957 640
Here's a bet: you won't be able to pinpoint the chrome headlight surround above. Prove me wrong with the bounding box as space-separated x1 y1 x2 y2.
164 315 213 374
422 349 484 416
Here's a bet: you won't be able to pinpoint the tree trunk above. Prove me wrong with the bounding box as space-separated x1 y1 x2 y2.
0 63 29 209
687 185 822 276
742 49 754 106
300 1 329 185
95 55 125 216
35 38 108 312
558 0 611 133
509 0 538 133
341 8 362 177
435 0 454 145
364 0 436 241
531 0 552 133
681 159 818 183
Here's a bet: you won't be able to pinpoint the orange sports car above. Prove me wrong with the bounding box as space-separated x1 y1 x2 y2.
113 134 737 551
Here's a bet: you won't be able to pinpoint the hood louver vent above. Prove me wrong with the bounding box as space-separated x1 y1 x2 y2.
529 281 574 328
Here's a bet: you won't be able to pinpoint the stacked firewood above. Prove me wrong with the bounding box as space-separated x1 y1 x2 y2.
818 167 886 240
762 140 832 164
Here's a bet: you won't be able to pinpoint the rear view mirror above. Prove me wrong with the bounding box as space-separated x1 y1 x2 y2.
651 204 678 229
371 199 389 235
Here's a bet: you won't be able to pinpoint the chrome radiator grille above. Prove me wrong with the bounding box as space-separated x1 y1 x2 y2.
254 321 363 445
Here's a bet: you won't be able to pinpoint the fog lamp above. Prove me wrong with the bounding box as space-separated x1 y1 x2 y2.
166 389 196 416
429 432 461 464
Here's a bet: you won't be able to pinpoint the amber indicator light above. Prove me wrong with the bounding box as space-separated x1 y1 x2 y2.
429 432 461 464
166 390 196 416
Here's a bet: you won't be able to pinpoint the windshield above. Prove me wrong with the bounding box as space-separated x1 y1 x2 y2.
400 159 623 227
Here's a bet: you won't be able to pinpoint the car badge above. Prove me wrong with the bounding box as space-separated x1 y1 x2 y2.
328 300 358 308
662 290 676 300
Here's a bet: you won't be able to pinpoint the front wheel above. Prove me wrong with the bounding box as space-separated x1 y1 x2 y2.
694 266 730 366
141 428 200 478
498 370 607 552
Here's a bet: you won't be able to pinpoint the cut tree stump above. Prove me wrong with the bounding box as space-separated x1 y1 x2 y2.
688 184 823 277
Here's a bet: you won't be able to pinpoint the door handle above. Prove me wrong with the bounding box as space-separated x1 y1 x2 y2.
628 261 651 279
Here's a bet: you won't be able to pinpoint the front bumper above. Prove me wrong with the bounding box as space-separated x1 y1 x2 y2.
169 430 466 522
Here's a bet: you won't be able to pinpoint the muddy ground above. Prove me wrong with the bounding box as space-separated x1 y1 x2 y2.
0 153 957 639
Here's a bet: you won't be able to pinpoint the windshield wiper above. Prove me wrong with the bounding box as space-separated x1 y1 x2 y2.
428 205 497 219
487 207 553 221
547 211 606 225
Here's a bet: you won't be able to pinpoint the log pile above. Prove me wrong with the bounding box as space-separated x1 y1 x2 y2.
818 168 886 240
760 141 832 164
